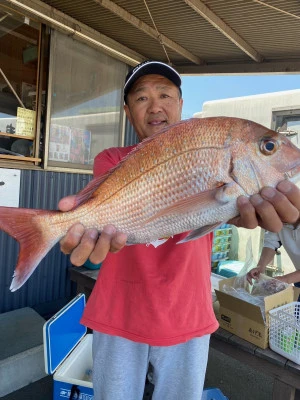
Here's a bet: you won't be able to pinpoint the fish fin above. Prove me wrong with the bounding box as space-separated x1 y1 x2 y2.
177 222 223 243
71 133 173 209
0 206 59 291
147 237 171 248
144 185 229 225
230 159 260 195
72 174 111 209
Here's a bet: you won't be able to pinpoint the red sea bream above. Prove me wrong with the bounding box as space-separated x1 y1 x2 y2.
1 117 300 291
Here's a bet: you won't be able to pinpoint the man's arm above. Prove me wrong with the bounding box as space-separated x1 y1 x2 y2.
246 247 276 283
276 270 300 284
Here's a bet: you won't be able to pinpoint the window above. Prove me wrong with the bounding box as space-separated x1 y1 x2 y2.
0 5 46 165
45 30 127 172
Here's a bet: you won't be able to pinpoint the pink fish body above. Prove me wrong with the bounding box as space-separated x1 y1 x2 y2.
1 117 300 291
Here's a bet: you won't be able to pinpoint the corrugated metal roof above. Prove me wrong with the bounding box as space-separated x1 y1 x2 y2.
9 0 300 73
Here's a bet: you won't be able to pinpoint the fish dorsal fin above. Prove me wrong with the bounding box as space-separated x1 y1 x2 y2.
71 136 164 209
108 119 198 167
71 119 213 209
72 173 112 209
72 147 144 208
177 222 223 244
144 184 229 225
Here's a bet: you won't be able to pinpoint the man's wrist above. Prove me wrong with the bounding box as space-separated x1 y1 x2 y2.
256 265 265 273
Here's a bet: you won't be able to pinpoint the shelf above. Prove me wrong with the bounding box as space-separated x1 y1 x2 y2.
0 154 41 162
0 131 35 140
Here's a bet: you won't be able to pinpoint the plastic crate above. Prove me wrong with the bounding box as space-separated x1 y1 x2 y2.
269 301 300 364
213 236 231 245
214 228 232 237
202 387 228 400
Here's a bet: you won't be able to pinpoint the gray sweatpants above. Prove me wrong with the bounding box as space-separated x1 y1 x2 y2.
92 331 210 400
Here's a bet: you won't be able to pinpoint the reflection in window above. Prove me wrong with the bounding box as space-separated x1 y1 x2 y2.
47 30 127 171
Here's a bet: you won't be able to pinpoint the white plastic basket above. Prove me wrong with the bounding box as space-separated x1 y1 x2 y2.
269 301 300 364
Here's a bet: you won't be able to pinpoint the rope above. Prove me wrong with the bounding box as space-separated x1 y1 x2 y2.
143 0 172 64
253 0 300 21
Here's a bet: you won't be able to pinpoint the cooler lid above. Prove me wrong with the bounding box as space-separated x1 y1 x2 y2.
43 293 87 374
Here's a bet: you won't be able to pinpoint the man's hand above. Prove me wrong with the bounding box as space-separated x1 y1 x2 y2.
229 180 300 232
58 195 127 266
58 180 299 265
246 267 261 284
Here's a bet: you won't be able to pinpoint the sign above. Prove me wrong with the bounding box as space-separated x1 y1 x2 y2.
0 169 20 207
49 124 91 165
16 107 36 138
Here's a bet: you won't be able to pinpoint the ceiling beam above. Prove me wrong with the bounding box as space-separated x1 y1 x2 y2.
184 0 263 63
92 0 203 65
253 0 300 21
0 25 38 44
3 0 144 65
177 59 300 75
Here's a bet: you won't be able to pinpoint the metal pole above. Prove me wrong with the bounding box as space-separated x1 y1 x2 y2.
0 68 26 109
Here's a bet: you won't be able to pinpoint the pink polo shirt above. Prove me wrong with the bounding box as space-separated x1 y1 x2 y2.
81 146 218 346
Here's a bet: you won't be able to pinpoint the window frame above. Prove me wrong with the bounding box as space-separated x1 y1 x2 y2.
43 29 126 174
0 6 46 169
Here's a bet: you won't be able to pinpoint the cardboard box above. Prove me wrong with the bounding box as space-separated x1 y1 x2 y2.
215 276 300 349
43 294 94 399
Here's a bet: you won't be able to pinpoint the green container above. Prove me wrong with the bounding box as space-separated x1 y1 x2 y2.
280 327 296 354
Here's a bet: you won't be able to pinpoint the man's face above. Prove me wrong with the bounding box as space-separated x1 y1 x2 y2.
124 74 183 141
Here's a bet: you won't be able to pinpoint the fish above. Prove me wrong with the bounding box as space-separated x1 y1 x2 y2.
1 116 300 292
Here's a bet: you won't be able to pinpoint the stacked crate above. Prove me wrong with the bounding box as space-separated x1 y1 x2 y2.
211 224 232 273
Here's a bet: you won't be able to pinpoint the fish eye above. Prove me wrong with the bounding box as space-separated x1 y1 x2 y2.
259 138 278 155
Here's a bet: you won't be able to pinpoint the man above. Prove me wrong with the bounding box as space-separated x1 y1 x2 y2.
247 219 300 288
59 61 300 399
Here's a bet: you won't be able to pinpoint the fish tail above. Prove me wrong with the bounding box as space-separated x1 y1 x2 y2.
0 206 59 292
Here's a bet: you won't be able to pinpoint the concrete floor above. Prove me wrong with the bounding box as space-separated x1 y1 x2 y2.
206 347 274 400
2 349 300 400
206 347 300 400
1 376 53 400
1 375 154 400
0 307 46 398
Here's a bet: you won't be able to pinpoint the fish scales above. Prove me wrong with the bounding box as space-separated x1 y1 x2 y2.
36 118 291 242
82 121 231 238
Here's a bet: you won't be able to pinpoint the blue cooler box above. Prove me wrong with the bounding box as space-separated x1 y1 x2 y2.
202 387 228 400
43 294 94 400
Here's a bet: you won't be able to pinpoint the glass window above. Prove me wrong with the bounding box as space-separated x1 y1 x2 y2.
46 30 127 172
0 5 42 164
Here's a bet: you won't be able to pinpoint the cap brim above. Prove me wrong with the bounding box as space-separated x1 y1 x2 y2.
124 61 181 101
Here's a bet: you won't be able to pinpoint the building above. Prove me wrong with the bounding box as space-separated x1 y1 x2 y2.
194 89 300 276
